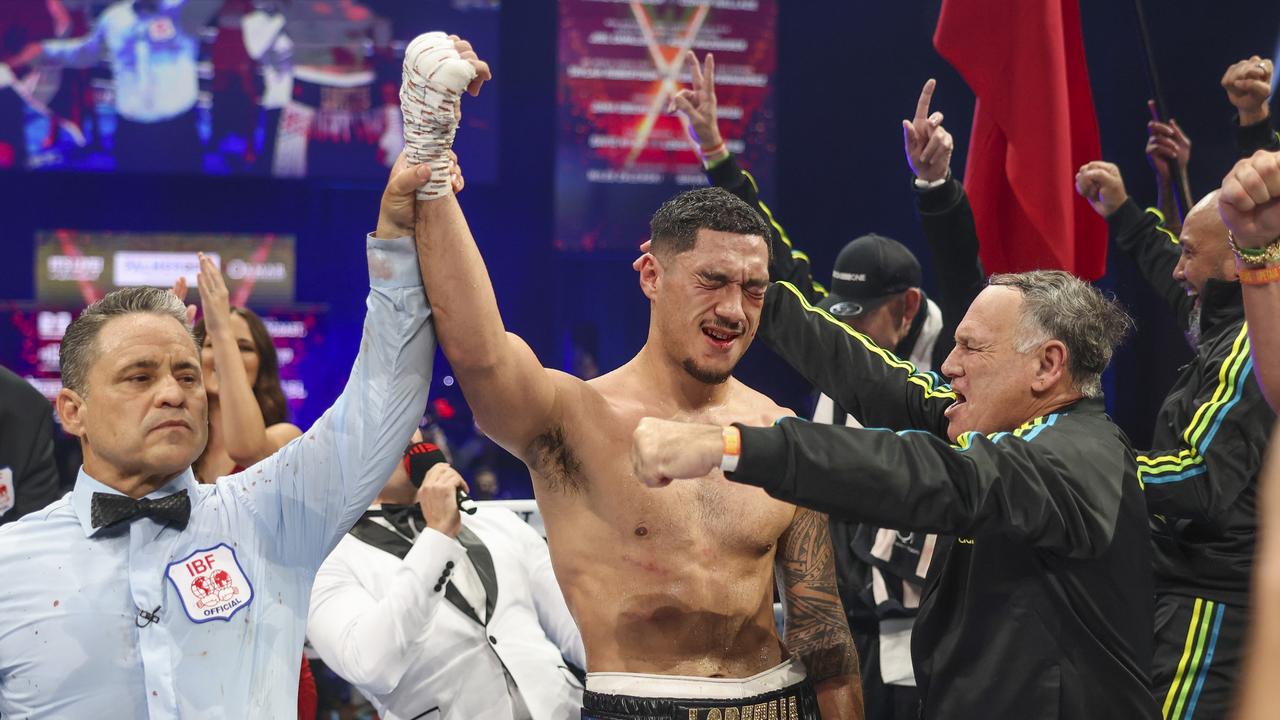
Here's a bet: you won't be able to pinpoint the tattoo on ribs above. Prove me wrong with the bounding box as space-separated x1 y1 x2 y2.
527 424 585 493
777 508 860 683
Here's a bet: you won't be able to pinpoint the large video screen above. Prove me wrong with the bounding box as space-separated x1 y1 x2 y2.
555 0 777 251
35 229 296 306
0 0 498 181
4 228 342 426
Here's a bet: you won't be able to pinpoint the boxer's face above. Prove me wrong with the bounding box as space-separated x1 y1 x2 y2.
58 314 208 488
653 229 769 384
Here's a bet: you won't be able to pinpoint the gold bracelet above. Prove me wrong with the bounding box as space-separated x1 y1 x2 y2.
1239 264 1280 286
1228 230 1280 266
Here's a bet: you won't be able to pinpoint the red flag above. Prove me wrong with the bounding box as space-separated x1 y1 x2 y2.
935 0 1107 279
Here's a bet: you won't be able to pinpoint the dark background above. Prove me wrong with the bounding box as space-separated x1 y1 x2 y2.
3 1 1279 495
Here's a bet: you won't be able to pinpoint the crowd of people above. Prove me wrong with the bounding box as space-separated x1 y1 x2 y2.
2 28 1280 720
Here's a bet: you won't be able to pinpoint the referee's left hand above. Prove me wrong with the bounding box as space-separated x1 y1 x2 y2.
375 151 431 240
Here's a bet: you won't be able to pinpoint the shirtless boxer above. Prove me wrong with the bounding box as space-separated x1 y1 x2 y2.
398 34 860 720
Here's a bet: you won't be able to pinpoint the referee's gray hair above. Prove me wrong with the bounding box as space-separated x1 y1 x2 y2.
987 270 1133 399
59 287 195 396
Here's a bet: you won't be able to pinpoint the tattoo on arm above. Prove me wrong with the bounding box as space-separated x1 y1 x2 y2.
776 507 860 684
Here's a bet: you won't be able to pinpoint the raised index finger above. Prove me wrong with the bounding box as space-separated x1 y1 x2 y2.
914 78 937 123
704 52 715 96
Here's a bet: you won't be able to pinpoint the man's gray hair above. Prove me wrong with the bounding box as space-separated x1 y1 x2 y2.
60 287 194 396
988 270 1133 399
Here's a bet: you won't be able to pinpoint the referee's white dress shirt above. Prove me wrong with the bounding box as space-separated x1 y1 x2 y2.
0 235 433 718
308 507 586 720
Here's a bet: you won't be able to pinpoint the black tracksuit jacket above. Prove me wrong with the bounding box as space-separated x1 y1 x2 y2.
724 282 1159 719
1236 114 1280 158
1107 200 1275 606
703 155 987 643
703 155 985 371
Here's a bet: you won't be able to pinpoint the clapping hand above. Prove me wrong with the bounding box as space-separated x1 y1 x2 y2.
168 275 198 326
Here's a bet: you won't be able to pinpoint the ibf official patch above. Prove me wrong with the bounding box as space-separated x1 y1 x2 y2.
166 543 254 623
0 467 13 517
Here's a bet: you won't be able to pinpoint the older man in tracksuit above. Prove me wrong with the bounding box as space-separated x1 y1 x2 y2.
632 266 1160 719
1077 158 1276 719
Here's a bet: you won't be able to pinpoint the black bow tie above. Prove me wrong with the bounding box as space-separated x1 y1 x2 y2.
91 490 191 530
376 503 424 537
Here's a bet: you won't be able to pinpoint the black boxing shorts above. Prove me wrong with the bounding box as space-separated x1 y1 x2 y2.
580 658 821 720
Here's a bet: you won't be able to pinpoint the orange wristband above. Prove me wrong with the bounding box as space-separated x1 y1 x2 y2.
700 142 728 162
1239 265 1280 286
720 426 742 472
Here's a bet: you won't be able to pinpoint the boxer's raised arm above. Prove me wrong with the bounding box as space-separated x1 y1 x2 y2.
398 35 561 457
415 194 561 457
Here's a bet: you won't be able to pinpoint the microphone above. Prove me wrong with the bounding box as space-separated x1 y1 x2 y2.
457 488 477 515
404 441 447 488
136 605 162 628
404 441 475 513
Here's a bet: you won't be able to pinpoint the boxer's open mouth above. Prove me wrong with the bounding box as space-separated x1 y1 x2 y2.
702 326 740 350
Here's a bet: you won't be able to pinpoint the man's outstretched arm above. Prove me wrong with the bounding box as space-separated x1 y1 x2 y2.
1220 150 1280 411
776 507 863 720
671 51 825 301
416 193 561 456
405 37 562 458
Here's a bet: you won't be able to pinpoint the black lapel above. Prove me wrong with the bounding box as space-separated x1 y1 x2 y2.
457 525 499 624
349 516 414 559
350 515 495 628
444 582 484 627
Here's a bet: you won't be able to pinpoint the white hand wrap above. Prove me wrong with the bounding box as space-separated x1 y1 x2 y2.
400 32 477 200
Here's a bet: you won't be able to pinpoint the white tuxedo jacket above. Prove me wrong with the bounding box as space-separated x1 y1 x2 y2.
308 507 585 720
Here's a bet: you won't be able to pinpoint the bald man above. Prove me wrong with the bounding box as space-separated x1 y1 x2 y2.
1078 162 1276 718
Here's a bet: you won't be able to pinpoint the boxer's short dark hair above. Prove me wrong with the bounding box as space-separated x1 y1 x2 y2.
649 187 772 260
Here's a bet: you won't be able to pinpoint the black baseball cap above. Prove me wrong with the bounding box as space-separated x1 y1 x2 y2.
816 234 922 319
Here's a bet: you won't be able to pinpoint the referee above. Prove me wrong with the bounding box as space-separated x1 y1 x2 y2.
0 154 437 718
